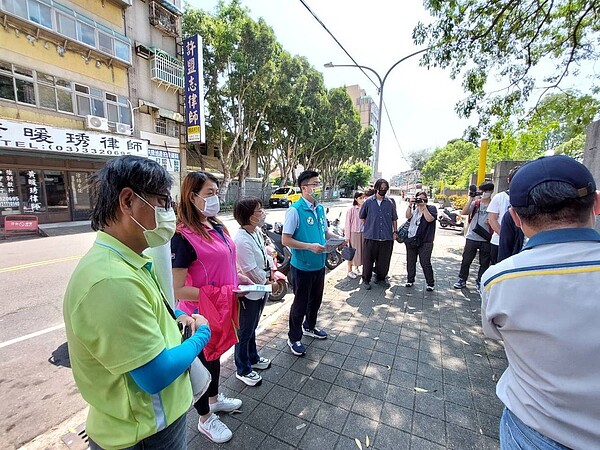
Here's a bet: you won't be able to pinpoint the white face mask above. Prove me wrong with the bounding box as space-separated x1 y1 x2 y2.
482 192 492 199
195 194 220 217
251 212 266 227
130 193 176 248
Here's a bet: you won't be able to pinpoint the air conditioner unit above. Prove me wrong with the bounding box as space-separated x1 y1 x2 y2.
115 122 132 135
85 115 109 131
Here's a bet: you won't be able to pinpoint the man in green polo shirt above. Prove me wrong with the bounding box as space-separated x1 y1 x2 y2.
64 156 210 450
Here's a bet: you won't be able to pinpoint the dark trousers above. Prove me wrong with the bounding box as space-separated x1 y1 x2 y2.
362 239 394 283
193 350 220 416
234 296 266 376
490 243 498 265
89 412 187 450
288 266 325 342
406 242 434 286
458 238 491 282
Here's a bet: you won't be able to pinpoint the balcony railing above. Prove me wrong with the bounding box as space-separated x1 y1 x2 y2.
150 48 184 91
149 1 178 37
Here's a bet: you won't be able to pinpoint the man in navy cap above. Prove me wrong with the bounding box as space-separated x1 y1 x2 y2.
480 155 600 449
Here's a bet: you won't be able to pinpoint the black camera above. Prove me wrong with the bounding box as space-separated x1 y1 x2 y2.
468 185 482 197
412 198 425 204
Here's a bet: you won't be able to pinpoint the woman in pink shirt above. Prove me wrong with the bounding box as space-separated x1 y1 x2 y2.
344 191 366 278
171 171 247 444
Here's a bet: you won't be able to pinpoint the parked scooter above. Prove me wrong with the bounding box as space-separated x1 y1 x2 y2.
438 207 464 230
265 245 289 301
262 222 291 276
325 209 344 270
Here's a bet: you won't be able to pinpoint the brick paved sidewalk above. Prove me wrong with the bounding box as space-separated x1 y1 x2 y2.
187 235 508 450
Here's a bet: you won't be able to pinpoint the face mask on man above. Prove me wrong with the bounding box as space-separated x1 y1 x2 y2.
195 194 220 217
378 189 388 197
482 192 492 199
130 193 176 248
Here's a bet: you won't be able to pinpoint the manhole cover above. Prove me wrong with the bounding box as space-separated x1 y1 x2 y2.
61 423 88 450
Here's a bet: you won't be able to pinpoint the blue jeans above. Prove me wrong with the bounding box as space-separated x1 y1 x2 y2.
500 408 569 450
88 412 187 449
234 296 266 376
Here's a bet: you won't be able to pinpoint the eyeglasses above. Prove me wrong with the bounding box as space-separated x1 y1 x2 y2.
144 191 172 210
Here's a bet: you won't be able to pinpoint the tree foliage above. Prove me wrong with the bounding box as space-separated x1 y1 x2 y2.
421 140 478 188
420 91 599 187
183 1 372 197
413 0 600 128
407 149 432 171
341 162 373 191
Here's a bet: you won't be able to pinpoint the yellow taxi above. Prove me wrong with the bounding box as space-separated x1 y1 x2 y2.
269 186 302 208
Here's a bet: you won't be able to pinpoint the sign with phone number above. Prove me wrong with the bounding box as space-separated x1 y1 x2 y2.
0 118 148 158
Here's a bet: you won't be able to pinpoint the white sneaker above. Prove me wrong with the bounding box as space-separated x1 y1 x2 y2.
209 393 242 413
197 413 232 444
235 370 262 386
251 356 271 370
347 271 357 279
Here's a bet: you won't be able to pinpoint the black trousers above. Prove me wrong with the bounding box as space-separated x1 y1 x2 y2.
362 239 394 283
406 242 434 286
490 243 498 265
458 238 491 282
193 350 220 416
288 266 325 342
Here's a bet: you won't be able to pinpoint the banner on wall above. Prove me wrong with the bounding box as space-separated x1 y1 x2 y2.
0 118 148 158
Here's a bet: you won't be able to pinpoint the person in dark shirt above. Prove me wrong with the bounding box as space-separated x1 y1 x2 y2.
497 207 525 262
359 179 398 290
403 191 438 291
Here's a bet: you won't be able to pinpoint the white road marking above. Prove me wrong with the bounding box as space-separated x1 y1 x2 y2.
0 324 65 349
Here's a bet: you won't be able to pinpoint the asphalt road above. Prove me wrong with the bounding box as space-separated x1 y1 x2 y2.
0 200 354 449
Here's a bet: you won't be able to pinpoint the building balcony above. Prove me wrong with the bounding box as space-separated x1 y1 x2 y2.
149 1 179 37
150 48 184 91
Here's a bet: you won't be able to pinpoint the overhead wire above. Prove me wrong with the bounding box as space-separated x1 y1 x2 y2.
297 0 410 165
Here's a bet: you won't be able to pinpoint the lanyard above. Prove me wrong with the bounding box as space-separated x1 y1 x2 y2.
244 228 269 269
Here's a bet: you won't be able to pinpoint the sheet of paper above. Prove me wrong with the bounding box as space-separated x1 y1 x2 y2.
323 237 345 253
233 284 273 294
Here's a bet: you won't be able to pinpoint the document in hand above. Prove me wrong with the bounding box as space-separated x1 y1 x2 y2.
323 237 345 253
233 284 273 294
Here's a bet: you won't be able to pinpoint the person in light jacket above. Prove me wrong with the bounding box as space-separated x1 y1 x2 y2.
344 191 366 278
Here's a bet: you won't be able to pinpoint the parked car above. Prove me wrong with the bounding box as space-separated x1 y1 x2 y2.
269 186 302 208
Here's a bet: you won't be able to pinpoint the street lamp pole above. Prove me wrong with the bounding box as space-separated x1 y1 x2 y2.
324 48 428 178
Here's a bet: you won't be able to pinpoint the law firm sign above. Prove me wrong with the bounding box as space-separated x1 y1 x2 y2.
183 35 206 143
0 118 148 158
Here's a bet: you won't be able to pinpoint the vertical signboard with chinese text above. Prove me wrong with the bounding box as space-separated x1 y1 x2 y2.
183 35 206 143
0 169 20 213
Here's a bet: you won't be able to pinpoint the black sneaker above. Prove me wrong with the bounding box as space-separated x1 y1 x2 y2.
362 281 371 290
426 285 434 292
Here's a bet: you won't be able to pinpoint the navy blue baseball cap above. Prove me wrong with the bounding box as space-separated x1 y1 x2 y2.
510 155 596 207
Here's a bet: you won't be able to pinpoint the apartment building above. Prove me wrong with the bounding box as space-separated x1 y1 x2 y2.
345 84 379 176
0 0 184 225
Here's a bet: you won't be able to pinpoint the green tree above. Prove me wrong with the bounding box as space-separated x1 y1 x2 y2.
413 0 600 128
421 140 478 188
341 162 373 191
183 1 281 198
407 149 432 171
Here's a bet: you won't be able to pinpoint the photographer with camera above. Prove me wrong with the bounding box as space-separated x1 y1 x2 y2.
453 181 494 291
404 192 437 291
